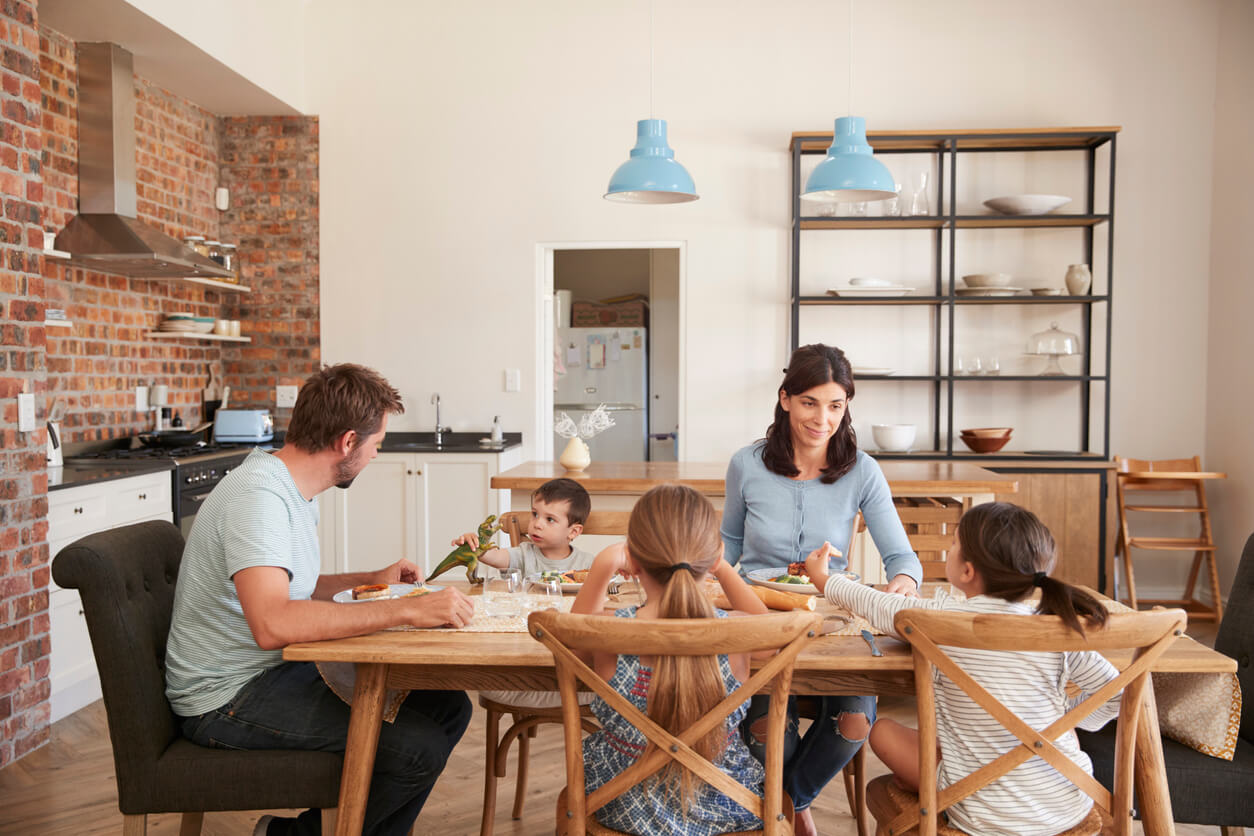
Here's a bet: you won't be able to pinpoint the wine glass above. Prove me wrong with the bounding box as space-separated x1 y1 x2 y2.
483 568 521 617
521 575 562 616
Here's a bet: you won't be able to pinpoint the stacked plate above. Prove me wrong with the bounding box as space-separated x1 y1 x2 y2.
159 315 215 333
827 286 914 298
955 287 1024 297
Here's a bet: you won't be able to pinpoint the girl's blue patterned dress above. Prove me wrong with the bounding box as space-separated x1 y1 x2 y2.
581 606 766 834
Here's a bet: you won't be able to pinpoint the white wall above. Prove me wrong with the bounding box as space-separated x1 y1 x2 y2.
294 1 1239 591
1204 0 1254 593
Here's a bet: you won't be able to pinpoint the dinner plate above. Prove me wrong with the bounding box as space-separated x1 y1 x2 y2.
332 583 442 603
826 287 914 298
746 567 860 595
955 287 1024 297
852 367 896 376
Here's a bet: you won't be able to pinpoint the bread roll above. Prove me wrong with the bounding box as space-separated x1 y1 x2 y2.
714 584 816 612
352 583 390 600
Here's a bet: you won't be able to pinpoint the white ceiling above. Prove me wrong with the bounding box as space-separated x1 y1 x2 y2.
38 0 301 116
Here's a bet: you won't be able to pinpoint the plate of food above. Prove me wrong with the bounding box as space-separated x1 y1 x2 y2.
746 564 859 595
537 568 592 593
333 583 442 603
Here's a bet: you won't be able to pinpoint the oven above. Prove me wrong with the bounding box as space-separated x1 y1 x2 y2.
65 444 257 539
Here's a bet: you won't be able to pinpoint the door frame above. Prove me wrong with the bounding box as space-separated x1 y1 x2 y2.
533 240 687 462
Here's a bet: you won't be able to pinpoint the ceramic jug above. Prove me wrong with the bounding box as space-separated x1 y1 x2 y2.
559 437 591 472
1065 264 1091 295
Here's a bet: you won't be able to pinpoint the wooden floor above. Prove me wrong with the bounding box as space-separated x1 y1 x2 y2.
0 621 1223 835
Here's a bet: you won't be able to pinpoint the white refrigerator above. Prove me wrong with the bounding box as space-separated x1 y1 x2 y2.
555 326 648 462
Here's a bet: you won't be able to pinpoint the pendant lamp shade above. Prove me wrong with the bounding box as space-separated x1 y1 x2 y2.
605 119 698 204
803 116 896 203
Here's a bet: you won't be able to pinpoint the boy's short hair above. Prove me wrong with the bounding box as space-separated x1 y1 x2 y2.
533 478 591 526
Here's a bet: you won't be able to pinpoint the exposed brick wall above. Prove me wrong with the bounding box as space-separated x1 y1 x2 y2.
40 29 232 440
0 0 51 768
219 116 320 422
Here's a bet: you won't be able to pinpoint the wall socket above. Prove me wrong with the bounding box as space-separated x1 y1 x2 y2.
504 368 521 392
275 384 299 408
17 393 35 432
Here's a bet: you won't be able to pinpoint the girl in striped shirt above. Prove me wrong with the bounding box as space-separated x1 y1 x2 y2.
806 501 1120 836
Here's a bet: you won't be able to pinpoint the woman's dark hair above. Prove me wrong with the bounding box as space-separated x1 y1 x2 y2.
762 343 857 484
957 501 1108 635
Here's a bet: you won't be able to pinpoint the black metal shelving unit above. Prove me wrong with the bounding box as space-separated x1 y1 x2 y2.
788 127 1118 462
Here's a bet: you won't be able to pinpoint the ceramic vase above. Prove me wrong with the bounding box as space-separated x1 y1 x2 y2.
1065 264 1091 296
559 437 591 472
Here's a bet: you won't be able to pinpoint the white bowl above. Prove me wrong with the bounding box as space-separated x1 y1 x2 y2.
848 277 891 287
983 194 1071 215
872 424 916 452
962 273 1012 288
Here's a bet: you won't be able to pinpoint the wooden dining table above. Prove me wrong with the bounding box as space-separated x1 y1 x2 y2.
284 584 1235 836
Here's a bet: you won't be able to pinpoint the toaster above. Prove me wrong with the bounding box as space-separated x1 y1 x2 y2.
213 409 275 442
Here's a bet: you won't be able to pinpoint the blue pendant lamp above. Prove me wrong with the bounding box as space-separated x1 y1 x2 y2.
605 119 698 203
604 0 698 204
803 0 894 204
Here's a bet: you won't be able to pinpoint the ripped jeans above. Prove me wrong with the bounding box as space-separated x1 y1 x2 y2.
740 694 876 811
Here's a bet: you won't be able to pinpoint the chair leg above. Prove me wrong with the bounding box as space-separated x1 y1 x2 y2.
841 745 868 836
1122 545 1139 610
322 808 338 834
1207 551 1224 622
1220 828 1245 836
122 814 147 836
1182 551 1204 602
511 722 531 819
177 812 204 836
481 706 502 836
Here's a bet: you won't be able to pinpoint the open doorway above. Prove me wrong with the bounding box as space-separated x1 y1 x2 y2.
535 242 684 463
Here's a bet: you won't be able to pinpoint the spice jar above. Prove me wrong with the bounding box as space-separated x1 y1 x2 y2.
184 235 209 257
205 240 224 265
220 243 236 273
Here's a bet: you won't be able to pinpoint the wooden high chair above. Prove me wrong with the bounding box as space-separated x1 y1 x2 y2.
478 509 630 835
893 497 963 582
867 607 1186 836
1115 455 1227 622
530 608 822 836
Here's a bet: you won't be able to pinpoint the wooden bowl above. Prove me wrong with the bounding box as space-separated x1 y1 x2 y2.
960 434 1011 454
960 427 1012 438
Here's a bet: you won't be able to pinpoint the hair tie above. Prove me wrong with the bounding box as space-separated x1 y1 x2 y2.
1032 571 1047 587
667 562 696 578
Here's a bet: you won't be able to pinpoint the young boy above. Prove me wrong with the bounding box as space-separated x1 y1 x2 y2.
453 477 595 577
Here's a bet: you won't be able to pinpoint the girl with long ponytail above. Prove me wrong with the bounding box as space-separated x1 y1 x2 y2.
571 484 773 833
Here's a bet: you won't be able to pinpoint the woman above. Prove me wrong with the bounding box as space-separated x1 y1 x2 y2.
721 343 922 836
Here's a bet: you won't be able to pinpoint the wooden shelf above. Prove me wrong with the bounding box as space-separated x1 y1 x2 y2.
799 215 1107 230
790 126 1121 154
145 331 250 343
799 295 1108 306
801 218 945 230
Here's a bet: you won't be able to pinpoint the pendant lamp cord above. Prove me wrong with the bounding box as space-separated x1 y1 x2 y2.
649 0 654 118
847 0 853 116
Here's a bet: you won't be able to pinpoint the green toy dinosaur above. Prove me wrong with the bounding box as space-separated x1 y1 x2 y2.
426 514 501 584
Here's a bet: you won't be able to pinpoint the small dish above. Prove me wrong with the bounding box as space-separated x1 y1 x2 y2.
1031 287 1063 296
983 194 1071 215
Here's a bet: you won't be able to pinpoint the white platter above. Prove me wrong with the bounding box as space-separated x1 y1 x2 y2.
955 287 1024 297
333 583 442 603
983 194 1071 215
827 287 915 298
852 367 896 376
746 567 860 595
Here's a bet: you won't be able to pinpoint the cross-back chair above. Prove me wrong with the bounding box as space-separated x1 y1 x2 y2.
478 508 631 834
1115 455 1227 622
866 607 1186 836
530 608 823 835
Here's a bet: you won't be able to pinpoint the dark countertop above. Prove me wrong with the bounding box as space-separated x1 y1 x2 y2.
380 431 521 454
48 461 175 491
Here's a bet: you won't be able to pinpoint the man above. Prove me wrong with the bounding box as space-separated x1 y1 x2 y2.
165 364 474 836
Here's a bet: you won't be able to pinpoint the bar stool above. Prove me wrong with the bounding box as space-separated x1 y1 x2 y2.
1115 455 1227 622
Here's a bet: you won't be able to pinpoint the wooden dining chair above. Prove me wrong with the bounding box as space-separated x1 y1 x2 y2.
530 608 823 836
1115 455 1226 622
866 607 1186 836
478 509 631 835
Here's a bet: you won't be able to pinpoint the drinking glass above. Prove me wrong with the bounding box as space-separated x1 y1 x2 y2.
910 171 931 217
883 183 903 217
964 356 983 376
483 568 521 617
850 201 868 217
521 575 562 616
983 355 1001 376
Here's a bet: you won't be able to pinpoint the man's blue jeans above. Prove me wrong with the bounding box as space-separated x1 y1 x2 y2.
180 661 471 836
741 694 876 811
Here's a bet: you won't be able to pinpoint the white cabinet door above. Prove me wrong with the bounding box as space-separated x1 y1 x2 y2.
334 453 423 575
420 456 499 577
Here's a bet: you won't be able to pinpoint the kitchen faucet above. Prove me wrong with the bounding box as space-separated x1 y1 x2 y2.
431 393 449 445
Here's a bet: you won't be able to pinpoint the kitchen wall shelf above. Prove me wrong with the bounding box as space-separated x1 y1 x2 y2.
145 331 250 343
43 247 71 260
789 126 1118 461
173 276 251 292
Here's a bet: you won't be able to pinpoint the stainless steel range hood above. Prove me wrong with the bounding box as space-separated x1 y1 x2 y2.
53 43 232 280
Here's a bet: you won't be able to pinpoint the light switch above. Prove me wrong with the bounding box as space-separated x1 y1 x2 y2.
504 369 521 392
135 385 149 412
17 393 35 431
276 384 299 408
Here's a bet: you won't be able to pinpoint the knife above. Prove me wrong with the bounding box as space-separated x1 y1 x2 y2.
861 629 883 657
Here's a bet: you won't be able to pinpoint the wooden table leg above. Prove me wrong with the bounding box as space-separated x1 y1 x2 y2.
1132 684 1175 836
336 662 389 836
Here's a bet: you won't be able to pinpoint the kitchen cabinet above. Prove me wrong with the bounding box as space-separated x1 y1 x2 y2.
789 126 1118 461
321 448 524 577
48 470 172 722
